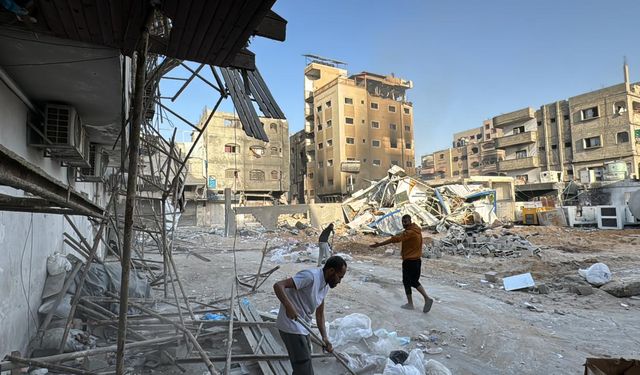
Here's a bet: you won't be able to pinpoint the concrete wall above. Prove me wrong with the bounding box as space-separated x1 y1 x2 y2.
0 82 97 357
308 203 344 228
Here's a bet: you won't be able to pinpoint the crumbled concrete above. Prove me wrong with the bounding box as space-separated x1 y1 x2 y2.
601 277 640 298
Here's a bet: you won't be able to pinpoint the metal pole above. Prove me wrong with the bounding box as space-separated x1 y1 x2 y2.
115 13 151 375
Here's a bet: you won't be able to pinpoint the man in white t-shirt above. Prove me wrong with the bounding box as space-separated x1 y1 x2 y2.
273 256 348 374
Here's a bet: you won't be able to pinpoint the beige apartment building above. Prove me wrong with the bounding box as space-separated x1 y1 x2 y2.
421 64 640 186
291 56 416 202
179 111 289 202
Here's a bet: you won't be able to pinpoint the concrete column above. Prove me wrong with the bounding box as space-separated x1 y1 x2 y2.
224 188 235 237
556 101 565 175
542 105 551 171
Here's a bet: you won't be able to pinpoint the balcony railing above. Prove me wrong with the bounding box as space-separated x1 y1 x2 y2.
495 131 537 149
498 156 539 171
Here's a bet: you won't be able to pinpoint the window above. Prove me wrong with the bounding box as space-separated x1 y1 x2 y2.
471 161 480 168
404 125 410 132
537 121 542 126
345 97 353 105
515 150 527 159
224 143 238 153
271 170 279 180
309 173 314 179
406 161 413 167
224 119 239 128
249 170 265 181
581 106 599 120
317 124 323 131
318 142 323 149
390 139 398 148
371 121 380 129
583 136 602 149
318 161 323 168
513 126 525 135
388 105 396 112
564 141 572 148
453 156 459 162
476 133 482 139
317 105 322 112
563 114 570 121
471 147 479 154
405 142 412 149
485 124 490 130
328 179 334 185
373 159 381 166
551 144 558 150
372 140 381 147
516 174 529 183
439 154 444 159
326 139 333 147
539 146 545 152
345 117 354 125
617 131 629 143
391 160 399 166
390 123 397 130
614 101 626 114
346 137 355 144
460 155 468 161
486 134 491 139
225 169 238 179
633 101 640 114
270 123 278 132
453 171 460 176
270 146 279 156
550 118 556 123
327 159 333 167
361 100 365 104
250 145 265 156
326 100 332 108
370 102 379 110
404 107 410 114
327 120 332 128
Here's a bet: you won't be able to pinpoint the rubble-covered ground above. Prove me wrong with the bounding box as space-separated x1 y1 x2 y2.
165 224 640 375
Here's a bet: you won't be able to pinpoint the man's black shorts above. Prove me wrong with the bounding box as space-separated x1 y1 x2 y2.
402 259 422 293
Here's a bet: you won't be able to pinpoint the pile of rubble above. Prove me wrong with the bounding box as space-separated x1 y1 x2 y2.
425 224 542 259
342 166 499 235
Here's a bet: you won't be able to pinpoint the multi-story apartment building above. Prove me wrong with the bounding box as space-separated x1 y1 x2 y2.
179 111 289 202
421 64 640 186
291 56 416 202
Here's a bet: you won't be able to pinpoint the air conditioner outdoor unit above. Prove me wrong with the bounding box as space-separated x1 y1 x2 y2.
44 104 90 168
77 143 108 182
596 205 624 230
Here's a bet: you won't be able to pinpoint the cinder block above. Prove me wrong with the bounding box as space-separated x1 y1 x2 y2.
485 271 499 283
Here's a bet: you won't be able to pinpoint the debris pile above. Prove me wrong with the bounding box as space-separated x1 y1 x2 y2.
343 167 499 235
425 225 542 259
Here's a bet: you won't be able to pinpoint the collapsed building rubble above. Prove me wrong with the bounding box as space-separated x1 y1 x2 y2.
425 225 542 259
342 167 501 235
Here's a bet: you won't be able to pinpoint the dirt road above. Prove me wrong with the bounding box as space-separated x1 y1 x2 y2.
169 225 640 374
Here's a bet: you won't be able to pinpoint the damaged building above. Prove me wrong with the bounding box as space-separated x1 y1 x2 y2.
178 111 290 226
290 55 416 204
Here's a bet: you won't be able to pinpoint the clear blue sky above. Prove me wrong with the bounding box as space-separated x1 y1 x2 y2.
161 0 640 161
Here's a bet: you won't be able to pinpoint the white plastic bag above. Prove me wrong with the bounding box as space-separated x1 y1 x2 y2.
424 359 452 375
372 329 410 355
383 349 425 375
327 313 373 347
46 253 71 276
578 263 612 286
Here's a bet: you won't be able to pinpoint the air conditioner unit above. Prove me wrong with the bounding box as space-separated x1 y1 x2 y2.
77 144 108 182
580 169 596 184
43 104 90 167
596 205 624 229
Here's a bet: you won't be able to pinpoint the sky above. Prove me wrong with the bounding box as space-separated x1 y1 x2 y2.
161 0 640 161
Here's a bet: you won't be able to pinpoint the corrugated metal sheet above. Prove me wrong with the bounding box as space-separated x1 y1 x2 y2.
220 67 269 142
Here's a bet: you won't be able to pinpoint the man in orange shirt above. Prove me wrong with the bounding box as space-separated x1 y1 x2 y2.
370 214 434 312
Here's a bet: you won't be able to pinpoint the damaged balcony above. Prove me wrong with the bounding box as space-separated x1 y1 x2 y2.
493 107 535 128
495 130 538 149
498 156 539 171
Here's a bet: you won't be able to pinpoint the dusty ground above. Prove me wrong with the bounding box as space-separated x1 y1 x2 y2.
162 224 640 375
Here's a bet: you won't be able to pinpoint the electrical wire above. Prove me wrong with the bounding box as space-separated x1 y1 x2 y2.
19 213 38 336
2 54 119 67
